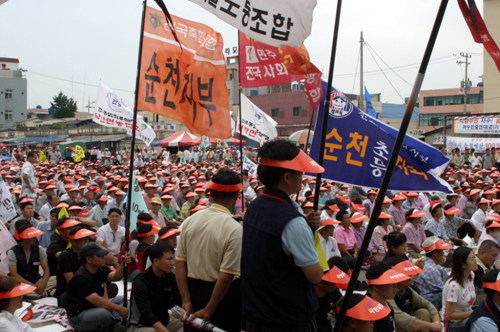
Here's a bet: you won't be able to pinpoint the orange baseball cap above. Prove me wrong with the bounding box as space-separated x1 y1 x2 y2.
338 194 351 204
422 237 452 253
391 260 422 276
15 226 43 240
159 228 181 240
378 212 393 219
407 209 427 218
0 283 36 299
351 213 368 223
486 222 500 230
478 198 492 205
327 205 340 213
70 228 96 240
57 219 81 229
259 150 324 174
338 295 391 321
322 266 350 284
486 215 500 222
444 206 461 215
367 268 410 285
351 203 366 212
319 218 340 227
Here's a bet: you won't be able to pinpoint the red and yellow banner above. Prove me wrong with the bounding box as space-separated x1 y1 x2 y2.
138 7 231 138
238 31 322 109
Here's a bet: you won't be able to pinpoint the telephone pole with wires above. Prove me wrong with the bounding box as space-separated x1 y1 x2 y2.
457 52 471 114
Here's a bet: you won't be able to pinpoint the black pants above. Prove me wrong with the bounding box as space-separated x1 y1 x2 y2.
457 222 476 239
246 320 317 332
184 277 241 332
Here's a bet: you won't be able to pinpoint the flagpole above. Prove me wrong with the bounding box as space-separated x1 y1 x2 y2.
123 0 147 311
303 107 316 153
333 1 449 331
238 32 245 213
312 0 343 211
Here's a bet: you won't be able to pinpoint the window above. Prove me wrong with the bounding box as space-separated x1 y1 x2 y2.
423 93 483 107
5 89 12 99
250 90 258 96
5 110 12 121
271 108 280 117
419 112 464 126
293 106 302 116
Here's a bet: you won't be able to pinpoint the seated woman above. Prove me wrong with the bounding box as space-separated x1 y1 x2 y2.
368 212 394 254
402 209 427 258
442 246 478 332
0 277 36 331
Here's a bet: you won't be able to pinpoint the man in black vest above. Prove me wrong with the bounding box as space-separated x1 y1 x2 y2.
466 269 500 331
8 221 56 298
242 139 325 331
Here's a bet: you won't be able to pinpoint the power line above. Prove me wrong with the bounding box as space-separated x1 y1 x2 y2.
27 71 135 94
364 44 407 103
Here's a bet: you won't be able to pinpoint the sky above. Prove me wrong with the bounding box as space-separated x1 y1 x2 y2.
0 0 485 112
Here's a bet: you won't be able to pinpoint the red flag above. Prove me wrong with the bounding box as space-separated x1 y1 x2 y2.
137 7 231 138
238 32 323 109
457 0 500 72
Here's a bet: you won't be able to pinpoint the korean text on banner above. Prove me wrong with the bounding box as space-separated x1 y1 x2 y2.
0 175 16 223
446 136 500 153
127 173 148 232
309 83 452 194
239 31 323 110
138 7 231 138
94 81 156 146
236 94 278 145
0 221 16 274
186 0 317 48
243 155 257 176
452 116 500 135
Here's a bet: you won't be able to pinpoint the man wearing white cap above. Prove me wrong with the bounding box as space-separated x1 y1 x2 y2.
414 236 452 311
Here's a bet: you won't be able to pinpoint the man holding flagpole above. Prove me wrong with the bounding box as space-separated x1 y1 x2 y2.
242 139 325 331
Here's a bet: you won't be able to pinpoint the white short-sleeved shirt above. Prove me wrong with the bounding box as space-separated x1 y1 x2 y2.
21 161 36 198
442 275 476 318
97 223 125 255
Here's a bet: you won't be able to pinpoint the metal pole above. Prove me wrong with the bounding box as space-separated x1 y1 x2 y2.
359 31 364 112
303 107 316 153
237 34 245 212
333 1 449 331
312 0 343 211
123 0 148 310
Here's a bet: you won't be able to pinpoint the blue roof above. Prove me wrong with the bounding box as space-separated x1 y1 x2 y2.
381 103 419 120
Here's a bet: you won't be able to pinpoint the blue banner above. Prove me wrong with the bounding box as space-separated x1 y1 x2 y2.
365 86 378 118
309 83 452 193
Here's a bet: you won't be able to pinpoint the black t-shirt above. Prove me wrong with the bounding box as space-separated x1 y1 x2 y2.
394 287 413 315
65 265 111 317
47 233 69 276
55 248 80 297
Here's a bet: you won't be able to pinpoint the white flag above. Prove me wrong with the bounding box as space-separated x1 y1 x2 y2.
186 0 317 48
243 155 257 176
0 176 16 223
94 82 156 146
236 94 278 145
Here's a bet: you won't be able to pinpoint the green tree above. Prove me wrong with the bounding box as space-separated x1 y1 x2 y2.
51 91 77 118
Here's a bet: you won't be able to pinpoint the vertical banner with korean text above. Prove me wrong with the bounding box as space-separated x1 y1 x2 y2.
127 173 148 232
138 8 231 138
239 31 323 110
186 0 317 47
0 176 16 223
309 83 452 193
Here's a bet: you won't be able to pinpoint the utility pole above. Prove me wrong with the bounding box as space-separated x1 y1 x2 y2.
85 97 94 113
359 31 364 111
457 52 471 114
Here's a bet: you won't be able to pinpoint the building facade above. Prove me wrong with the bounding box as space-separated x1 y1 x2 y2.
417 86 484 132
0 58 27 129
